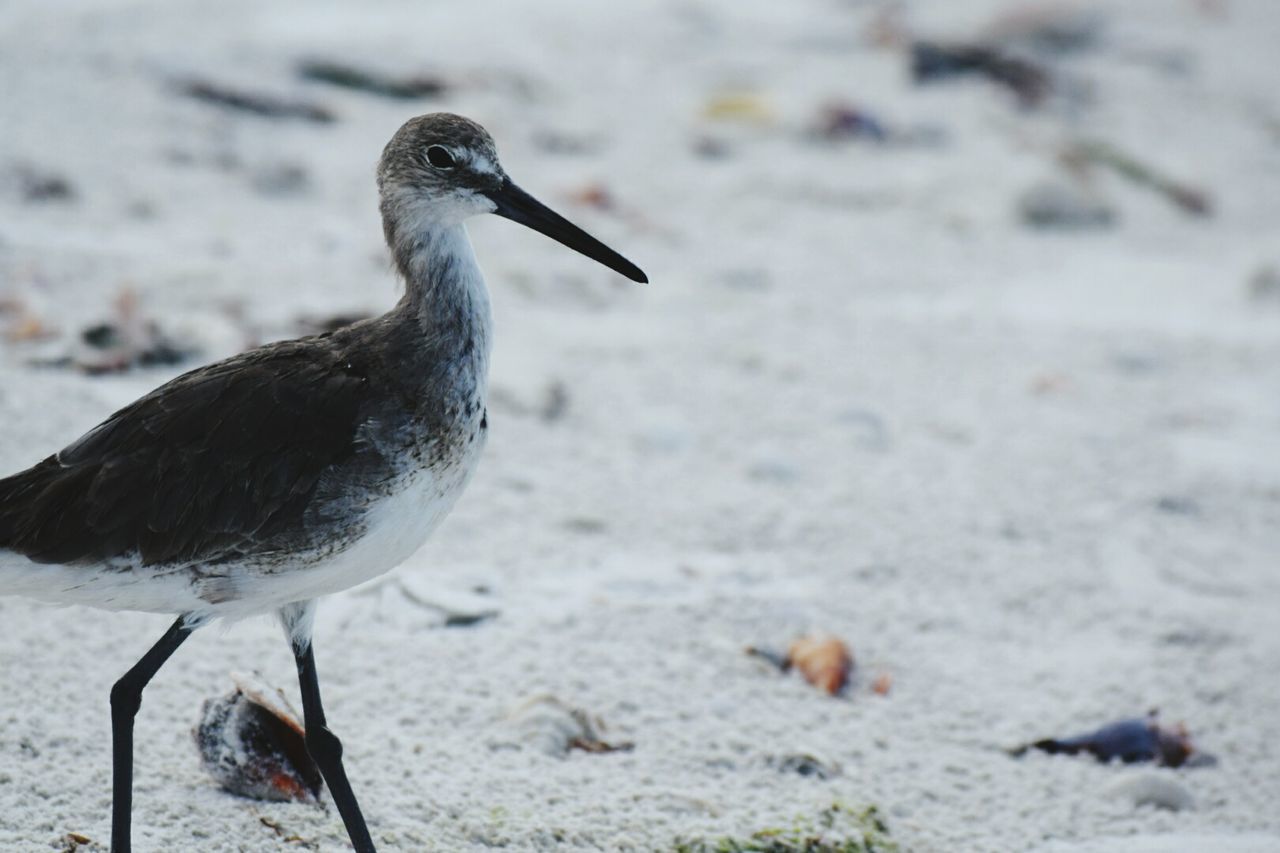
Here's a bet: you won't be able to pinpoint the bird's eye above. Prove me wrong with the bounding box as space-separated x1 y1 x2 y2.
426 146 456 169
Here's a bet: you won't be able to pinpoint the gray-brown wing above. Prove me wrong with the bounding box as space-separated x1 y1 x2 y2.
0 337 375 567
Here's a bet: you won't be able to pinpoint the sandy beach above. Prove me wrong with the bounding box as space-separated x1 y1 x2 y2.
2 0 1279 850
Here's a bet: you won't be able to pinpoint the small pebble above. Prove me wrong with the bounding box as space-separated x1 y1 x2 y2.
693 136 732 160
531 130 603 156
1248 264 1280 303
1019 181 1115 230
1105 773 1195 811
766 753 841 780
718 269 771 292
837 407 890 451
250 162 310 196
747 458 801 484
1155 496 1199 515
3 163 76 203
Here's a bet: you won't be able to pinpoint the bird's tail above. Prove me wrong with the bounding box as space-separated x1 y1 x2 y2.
0 467 48 595
0 465 54 598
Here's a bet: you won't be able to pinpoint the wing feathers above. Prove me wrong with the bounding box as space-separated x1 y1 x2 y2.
0 335 379 568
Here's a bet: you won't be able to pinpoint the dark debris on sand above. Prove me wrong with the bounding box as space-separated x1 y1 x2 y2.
911 40 1052 107
298 59 448 100
1011 710 1214 768
177 78 335 123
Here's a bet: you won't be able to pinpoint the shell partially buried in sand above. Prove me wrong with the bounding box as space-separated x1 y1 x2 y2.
787 635 854 696
746 634 857 697
193 672 322 804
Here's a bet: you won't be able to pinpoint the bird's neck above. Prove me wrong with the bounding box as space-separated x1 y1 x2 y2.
388 220 493 361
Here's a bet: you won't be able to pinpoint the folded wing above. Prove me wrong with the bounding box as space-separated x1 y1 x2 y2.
0 337 373 567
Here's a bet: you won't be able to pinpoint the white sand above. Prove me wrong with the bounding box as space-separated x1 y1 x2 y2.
2 0 1279 850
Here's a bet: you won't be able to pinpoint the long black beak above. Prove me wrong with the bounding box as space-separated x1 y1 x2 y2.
485 179 648 283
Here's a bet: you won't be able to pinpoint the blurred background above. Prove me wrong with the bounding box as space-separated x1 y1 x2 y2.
1 1 1279 851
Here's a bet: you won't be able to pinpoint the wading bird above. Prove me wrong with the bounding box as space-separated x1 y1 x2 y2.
0 113 646 852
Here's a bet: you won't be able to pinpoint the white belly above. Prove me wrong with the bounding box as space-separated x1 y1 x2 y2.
252 441 487 608
0 427 488 620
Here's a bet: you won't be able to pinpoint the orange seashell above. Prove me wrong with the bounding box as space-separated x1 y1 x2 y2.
871 672 892 696
194 672 321 804
787 635 854 696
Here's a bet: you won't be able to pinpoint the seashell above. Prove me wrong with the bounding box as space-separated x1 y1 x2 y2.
193 672 322 803
507 694 633 757
871 672 893 696
1105 773 1195 811
1013 709 1206 768
787 635 854 696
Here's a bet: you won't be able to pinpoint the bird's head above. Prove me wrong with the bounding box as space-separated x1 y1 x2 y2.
377 113 646 283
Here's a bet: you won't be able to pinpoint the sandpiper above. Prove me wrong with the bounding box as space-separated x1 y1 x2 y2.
0 112 646 852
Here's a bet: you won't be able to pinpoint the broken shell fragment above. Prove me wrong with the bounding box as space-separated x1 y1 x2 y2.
194 672 322 803
1012 710 1204 768
788 635 854 696
871 672 893 696
747 635 857 696
507 694 634 757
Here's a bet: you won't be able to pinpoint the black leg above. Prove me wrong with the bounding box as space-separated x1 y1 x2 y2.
294 639 376 852
110 615 195 853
